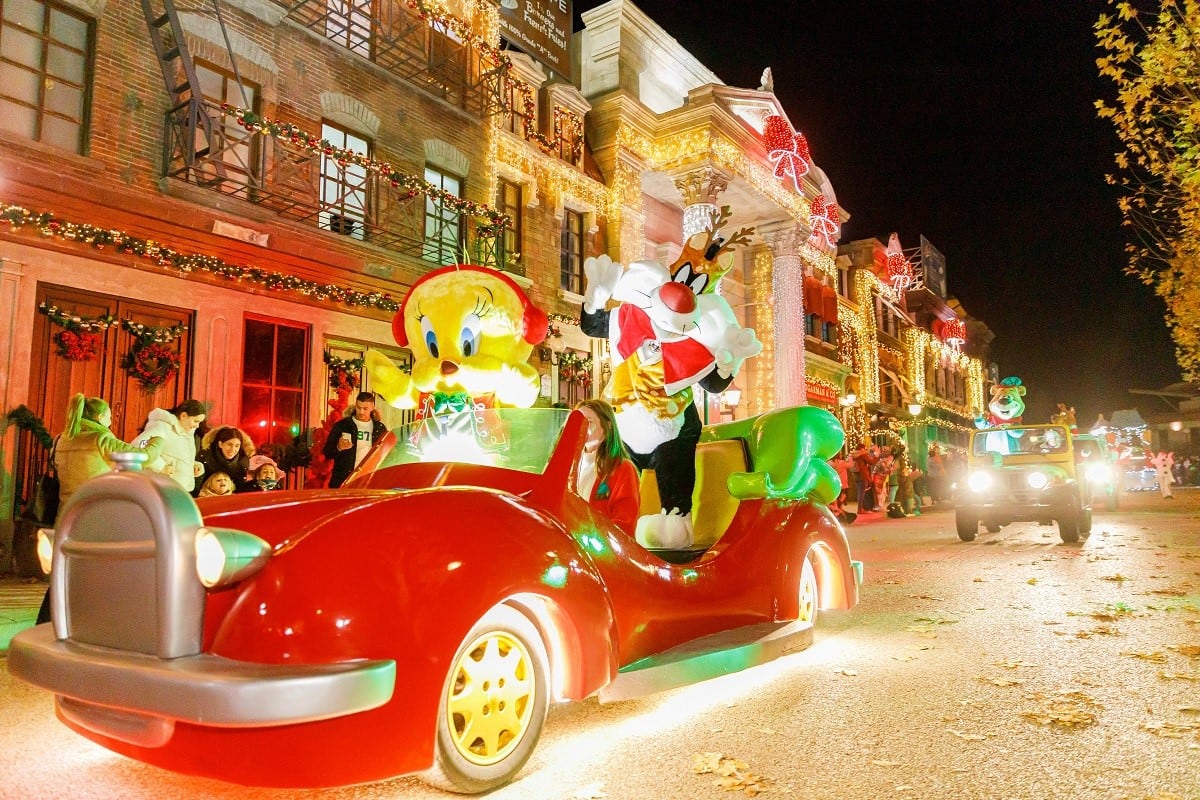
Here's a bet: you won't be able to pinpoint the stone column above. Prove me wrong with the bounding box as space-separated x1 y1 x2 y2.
673 166 730 239
761 226 807 409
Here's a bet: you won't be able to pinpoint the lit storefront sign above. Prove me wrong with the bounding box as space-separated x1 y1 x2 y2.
806 379 839 406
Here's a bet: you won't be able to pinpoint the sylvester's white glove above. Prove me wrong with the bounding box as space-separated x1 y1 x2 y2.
715 326 763 378
582 255 622 314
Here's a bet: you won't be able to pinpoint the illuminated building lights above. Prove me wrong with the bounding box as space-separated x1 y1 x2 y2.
884 233 913 293
808 195 840 249
762 115 811 192
683 203 719 238
941 317 966 349
751 249 776 415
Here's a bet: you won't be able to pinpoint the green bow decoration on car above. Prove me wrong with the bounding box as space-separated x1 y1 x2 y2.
702 405 846 505
431 391 473 415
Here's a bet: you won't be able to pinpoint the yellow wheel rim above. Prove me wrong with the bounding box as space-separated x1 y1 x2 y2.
446 630 536 766
798 557 817 623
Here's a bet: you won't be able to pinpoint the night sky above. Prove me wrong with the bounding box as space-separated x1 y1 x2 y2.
571 0 1182 425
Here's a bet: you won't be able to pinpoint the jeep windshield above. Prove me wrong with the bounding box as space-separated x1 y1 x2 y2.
972 426 1070 457
375 407 571 473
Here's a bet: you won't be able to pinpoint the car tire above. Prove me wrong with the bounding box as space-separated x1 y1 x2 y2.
956 510 978 542
422 604 550 795
985 523 1002 533
1058 503 1080 544
797 551 819 625
1080 506 1093 536
1105 493 1119 512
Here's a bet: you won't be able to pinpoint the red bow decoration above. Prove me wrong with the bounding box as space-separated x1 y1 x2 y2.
808 195 841 248
763 115 810 192
941 317 966 348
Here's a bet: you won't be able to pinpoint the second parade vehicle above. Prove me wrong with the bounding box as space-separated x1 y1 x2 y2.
956 422 1093 543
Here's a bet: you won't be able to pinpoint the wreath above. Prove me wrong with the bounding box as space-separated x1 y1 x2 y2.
123 340 180 389
54 329 102 361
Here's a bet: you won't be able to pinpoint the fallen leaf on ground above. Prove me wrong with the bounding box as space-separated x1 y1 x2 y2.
870 760 901 767
1169 644 1200 657
947 729 988 741
1027 577 1039 585
907 593 945 601
1140 721 1200 738
693 753 773 796
1124 651 1169 663
1102 574 1131 582
1160 671 1200 682
979 676 1022 687
973 577 985 582
1020 691 1101 728
995 660 1039 669
834 668 858 676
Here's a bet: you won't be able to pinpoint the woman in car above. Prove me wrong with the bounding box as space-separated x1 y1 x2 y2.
574 399 641 534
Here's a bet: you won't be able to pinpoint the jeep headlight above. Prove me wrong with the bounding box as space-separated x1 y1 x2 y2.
195 527 272 588
967 471 993 492
1085 463 1111 484
1026 471 1049 490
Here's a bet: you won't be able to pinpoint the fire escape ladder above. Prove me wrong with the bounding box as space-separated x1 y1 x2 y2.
140 0 215 165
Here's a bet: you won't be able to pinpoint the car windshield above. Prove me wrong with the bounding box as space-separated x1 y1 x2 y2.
373 407 572 474
1072 437 1107 462
973 426 1070 457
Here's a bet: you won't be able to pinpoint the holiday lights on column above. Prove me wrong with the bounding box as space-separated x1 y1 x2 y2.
674 167 731 239
750 248 776 415
762 227 807 408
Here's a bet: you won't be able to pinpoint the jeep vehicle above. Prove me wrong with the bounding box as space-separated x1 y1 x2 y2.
956 423 1092 543
1072 433 1119 511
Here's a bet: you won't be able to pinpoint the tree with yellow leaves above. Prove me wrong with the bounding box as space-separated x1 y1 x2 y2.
1095 1 1200 379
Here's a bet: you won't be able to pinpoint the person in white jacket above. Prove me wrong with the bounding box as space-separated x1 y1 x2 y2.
135 399 207 492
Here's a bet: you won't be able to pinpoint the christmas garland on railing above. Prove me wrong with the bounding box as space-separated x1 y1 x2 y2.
221 105 511 237
2 203 399 312
2 405 54 449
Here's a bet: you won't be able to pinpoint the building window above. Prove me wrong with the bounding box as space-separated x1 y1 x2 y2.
195 61 260 186
320 122 370 240
497 178 522 266
424 165 463 263
0 0 93 153
822 321 837 344
240 317 309 448
805 313 819 338
324 0 370 58
560 209 585 294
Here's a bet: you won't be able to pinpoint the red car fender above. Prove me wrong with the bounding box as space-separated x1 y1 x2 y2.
771 503 859 620
138 488 619 788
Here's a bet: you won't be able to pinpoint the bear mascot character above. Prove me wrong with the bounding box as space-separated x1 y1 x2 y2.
975 375 1027 455
365 265 548 428
580 207 762 550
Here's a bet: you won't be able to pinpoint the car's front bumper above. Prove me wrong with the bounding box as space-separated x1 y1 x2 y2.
10 624 395 745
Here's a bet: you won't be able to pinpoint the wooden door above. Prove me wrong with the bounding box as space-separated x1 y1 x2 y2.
17 284 194 516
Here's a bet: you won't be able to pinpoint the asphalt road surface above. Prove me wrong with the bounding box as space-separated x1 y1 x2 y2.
2 491 1198 800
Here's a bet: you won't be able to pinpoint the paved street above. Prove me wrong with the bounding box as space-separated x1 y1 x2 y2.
1 490 1198 799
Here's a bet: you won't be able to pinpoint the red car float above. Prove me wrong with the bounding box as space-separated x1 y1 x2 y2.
10 406 861 792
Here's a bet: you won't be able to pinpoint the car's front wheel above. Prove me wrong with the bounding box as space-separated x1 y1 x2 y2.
423 605 550 794
1105 492 1119 512
1057 499 1081 543
956 509 978 541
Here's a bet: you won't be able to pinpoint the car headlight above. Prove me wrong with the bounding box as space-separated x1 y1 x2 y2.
967 471 993 492
1085 463 1111 484
194 527 272 588
36 528 54 575
1026 471 1049 490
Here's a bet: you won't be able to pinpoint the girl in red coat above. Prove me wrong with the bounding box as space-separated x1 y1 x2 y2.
575 399 641 534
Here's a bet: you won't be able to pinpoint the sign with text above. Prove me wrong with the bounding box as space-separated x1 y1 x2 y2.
499 0 572 78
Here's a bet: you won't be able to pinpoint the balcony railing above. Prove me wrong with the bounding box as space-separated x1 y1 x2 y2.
164 99 505 269
270 0 508 119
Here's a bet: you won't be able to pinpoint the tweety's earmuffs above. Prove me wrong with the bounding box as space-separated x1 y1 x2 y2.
392 265 549 348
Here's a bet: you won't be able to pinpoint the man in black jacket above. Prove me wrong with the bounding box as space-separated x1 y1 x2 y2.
323 392 388 488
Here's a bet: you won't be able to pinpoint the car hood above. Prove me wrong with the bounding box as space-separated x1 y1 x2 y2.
197 488 402 548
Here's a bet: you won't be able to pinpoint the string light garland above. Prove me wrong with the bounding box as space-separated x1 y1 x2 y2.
120 318 187 344
2 203 400 312
220 105 511 236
